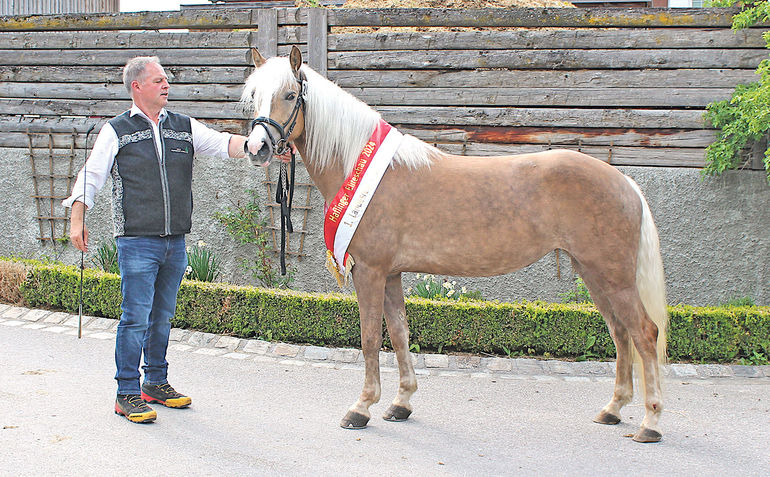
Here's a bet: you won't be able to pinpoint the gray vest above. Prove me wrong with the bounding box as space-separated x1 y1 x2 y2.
108 110 194 236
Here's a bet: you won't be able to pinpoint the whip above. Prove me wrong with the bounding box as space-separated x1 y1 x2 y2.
78 123 96 339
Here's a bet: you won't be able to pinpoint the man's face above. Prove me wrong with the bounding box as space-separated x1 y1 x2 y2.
133 62 169 109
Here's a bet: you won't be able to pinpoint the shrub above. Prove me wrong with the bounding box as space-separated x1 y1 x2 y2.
0 260 29 305
7 258 770 363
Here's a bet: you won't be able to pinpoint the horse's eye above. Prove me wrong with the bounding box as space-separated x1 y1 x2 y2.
286 92 296 101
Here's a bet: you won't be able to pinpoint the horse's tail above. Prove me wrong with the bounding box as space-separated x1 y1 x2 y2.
625 176 668 365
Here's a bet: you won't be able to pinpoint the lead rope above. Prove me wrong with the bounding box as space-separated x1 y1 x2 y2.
275 151 295 275
78 123 96 339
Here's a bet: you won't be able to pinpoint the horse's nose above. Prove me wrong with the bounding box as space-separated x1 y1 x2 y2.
246 138 272 166
256 141 271 161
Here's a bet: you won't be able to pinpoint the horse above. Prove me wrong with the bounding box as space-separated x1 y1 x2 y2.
241 46 669 443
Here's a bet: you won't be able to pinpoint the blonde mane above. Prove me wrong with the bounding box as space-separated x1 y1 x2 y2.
241 57 440 176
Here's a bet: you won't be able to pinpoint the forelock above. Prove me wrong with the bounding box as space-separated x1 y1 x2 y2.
240 57 297 114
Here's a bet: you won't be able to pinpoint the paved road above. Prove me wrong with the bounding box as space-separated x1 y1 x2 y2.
1 304 769 476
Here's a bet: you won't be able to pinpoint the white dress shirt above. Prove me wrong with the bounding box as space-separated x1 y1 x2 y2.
63 105 233 209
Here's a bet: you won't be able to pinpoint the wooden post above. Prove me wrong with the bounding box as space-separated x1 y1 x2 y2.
307 8 328 77
256 8 278 58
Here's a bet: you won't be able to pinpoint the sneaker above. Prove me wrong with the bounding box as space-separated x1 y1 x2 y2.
115 394 157 423
141 383 192 408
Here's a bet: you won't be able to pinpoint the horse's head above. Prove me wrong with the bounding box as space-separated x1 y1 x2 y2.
242 46 307 166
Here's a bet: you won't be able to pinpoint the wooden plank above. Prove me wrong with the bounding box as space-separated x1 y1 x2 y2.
0 116 246 135
0 31 253 49
328 28 767 51
0 8 265 31
0 65 253 84
2 99 709 127
436 142 707 167
375 106 709 129
0 48 253 66
401 126 718 148
0 82 246 102
327 7 741 28
257 8 278 57
345 86 735 108
0 8 742 32
307 7 328 77
328 48 768 70
0 127 246 148
0 98 248 119
329 68 760 89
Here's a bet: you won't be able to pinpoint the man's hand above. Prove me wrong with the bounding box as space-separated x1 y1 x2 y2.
275 143 298 163
70 201 89 253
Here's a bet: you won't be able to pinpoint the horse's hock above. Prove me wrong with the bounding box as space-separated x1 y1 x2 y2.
0 6 767 305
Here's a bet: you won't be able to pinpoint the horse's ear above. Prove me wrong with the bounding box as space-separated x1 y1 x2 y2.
250 48 266 68
289 46 303 75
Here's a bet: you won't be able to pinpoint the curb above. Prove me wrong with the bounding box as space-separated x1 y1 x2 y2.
3 303 769 381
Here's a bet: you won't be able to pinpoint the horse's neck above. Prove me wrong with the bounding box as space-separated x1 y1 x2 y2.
296 141 345 204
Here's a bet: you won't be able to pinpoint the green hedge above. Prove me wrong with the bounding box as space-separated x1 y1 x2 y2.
11 259 770 363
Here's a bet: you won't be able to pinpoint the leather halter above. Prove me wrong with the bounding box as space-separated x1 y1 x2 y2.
247 72 306 158
246 72 307 276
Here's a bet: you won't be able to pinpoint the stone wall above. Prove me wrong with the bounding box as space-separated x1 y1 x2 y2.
1 146 767 306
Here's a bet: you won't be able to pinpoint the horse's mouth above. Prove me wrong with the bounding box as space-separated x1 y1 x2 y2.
245 140 273 167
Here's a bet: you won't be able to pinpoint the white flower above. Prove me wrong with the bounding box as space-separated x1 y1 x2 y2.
447 290 455 297
197 240 207 248
461 286 468 294
186 246 191 253
185 266 192 274
415 273 421 280
452 281 457 286
442 282 452 289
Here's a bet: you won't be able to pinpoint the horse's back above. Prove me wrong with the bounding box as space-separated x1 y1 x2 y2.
360 148 643 276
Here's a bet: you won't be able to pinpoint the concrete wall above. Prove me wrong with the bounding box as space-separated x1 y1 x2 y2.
1 146 767 306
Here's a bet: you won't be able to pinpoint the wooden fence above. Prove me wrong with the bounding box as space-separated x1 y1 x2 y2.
0 6 767 169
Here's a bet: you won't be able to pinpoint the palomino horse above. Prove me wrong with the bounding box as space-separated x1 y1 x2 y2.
242 46 669 443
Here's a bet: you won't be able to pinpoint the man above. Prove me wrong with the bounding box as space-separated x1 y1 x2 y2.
64 56 248 423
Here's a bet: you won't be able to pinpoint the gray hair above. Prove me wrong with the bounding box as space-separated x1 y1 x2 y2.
122 56 162 95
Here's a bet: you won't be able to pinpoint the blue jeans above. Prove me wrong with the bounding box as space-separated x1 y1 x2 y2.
115 235 187 395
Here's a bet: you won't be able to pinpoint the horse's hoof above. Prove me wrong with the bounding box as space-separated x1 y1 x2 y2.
593 410 621 425
382 405 412 422
340 411 370 429
632 427 662 443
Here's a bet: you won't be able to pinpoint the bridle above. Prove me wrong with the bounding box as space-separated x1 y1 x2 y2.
245 72 307 276
246 71 307 158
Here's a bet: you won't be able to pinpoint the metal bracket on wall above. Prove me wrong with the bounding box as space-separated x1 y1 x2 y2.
26 128 76 245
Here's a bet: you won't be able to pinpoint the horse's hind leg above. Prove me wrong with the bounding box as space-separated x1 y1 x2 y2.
382 273 417 422
594 313 634 425
607 288 664 442
574 267 634 426
340 263 386 429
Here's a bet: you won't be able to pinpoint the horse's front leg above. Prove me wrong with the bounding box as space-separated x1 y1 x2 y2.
382 273 417 422
340 263 386 429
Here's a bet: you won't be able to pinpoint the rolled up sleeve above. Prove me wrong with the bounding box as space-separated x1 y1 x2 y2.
191 118 232 159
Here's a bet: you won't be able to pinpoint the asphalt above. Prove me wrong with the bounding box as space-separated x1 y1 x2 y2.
1 303 769 476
